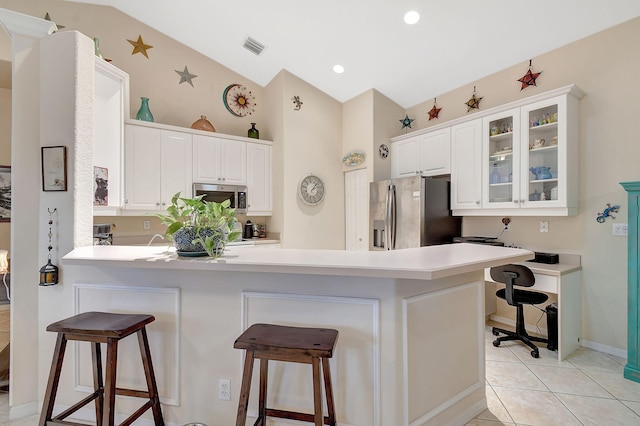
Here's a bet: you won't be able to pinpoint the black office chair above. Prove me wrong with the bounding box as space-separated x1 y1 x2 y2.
490 264 552 358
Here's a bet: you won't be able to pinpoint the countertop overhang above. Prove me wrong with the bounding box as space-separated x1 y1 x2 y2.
63 243 534 280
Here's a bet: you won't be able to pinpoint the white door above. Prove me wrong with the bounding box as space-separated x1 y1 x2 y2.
124 125 162 210
419 128 451 176
192 134 221 183
451 119 482 211
345 168 369 250
220 139 247 185
160 130 192 207
246 142 272 215
391 137 419 178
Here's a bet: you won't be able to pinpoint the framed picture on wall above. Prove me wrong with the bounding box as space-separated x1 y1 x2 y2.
0 165 10 222
41 146 67 191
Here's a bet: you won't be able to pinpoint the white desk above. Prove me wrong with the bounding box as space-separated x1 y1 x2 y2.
484 256 582 360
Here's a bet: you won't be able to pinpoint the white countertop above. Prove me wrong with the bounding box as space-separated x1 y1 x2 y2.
63 243 533 280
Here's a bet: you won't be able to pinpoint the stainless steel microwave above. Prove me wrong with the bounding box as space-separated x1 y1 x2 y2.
192 183 247 214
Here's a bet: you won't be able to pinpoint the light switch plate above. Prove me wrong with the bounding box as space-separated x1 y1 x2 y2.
613 223 628 236
539 221 549 233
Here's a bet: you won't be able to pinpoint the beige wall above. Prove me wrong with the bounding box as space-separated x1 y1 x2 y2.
401 17 640 351
268 70 344 249
0 0 269 137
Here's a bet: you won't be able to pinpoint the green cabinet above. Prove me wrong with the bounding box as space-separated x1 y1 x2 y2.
622 181 640 382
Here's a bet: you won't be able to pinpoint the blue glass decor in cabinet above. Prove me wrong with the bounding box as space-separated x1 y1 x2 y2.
621 181 640 383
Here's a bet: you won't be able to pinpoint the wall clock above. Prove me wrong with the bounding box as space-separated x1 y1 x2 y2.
379 144 389 159
298 174 325 206
223 84 256 117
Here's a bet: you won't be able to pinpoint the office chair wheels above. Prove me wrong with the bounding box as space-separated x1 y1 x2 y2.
531 350 539 358
493 340 500 347
492 329 500 336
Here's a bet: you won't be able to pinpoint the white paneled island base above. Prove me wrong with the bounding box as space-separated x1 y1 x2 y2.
53 244 533 426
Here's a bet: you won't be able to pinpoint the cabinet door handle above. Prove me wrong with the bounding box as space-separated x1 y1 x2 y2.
476 201 480 205
514 200 519 204
156 202 160 206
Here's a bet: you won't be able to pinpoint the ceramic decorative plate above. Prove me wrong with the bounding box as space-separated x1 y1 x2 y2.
223 84 256 117
342 150 366 167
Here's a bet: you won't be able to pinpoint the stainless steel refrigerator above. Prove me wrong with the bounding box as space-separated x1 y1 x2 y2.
370 176 461 250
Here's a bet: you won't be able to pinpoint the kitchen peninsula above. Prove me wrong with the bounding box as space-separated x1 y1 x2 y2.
52 243 533 426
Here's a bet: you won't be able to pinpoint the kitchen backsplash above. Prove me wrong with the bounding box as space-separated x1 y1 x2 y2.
94 214 269 245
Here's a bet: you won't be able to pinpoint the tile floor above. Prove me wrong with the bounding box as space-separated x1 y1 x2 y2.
467 326 640 426
1 318 640 425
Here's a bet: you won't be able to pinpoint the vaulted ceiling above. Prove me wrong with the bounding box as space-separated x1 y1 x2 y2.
49 1 640 107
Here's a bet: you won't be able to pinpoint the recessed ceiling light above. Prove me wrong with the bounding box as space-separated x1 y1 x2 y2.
333 64 345 74
404 11 420 25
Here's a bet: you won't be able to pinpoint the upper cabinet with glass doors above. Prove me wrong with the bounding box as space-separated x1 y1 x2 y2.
453 84 584 216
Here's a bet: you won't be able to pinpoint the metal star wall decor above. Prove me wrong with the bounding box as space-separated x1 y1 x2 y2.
292 96 303 111
428 98 442 120
44 12 65 31
465 86 483 112
127 35 153 58
399 114 415 131
175 66 197 87
517 59 542 90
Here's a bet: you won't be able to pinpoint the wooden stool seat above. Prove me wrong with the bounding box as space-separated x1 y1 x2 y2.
234 323 338 426
39 311 164 426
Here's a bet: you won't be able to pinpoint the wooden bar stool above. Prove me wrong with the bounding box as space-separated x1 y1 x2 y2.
39 311 164 426
234 323 338 426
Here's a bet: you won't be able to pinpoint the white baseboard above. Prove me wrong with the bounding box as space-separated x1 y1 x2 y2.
9 400 38 420
581 339 627 360
489 315 549 336
490 316 628 361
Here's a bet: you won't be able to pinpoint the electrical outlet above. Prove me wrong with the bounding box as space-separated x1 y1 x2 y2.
218 379 231 400
501 217 511 231
613 223 628 236
143 220 150 230
539 221 549 233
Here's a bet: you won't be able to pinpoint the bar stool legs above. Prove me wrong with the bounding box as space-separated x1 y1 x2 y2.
234 323 338 426
39 312 164 426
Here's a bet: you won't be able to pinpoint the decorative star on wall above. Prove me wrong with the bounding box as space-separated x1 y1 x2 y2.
175 66 197 87
44 12 65 31
428 98 442 120
517 60 542 90
127 35 153 58
465 86 483 112
399 114 415 131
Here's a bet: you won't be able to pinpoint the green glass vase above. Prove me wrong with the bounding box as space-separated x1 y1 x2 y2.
136 97 154 122
248 123 259 139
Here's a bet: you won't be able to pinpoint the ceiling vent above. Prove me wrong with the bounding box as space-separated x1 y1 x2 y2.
243 36 266 56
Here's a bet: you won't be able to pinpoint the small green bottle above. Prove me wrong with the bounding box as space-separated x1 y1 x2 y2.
248 123 259 139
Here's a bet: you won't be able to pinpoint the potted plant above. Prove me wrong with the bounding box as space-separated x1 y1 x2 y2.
155 193 240 257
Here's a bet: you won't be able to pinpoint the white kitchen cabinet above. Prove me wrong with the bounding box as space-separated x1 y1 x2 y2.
193 135 246 185
246 142 272 215
93 60 129 214
475 87 583 216
124 125 192 211
391 127 450 178
345 168 369 250
449 85 584 216
451 119 483 211
482 108 521 209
